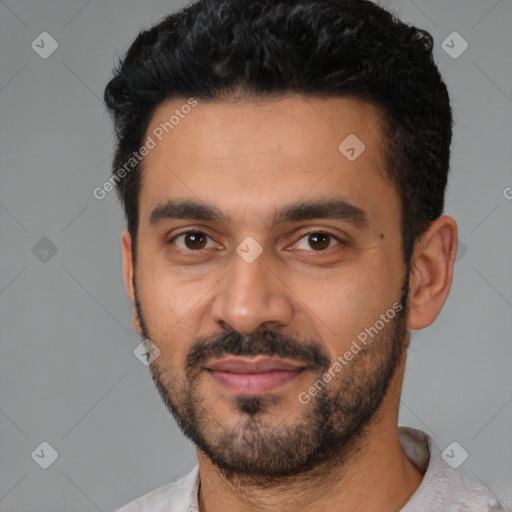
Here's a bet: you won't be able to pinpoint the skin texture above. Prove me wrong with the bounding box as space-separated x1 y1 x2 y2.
121 95 458 512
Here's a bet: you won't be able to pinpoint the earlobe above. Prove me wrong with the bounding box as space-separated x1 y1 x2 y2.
406 215 458 331
132 306 143 335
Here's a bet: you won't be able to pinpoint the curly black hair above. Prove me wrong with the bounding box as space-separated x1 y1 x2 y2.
104 0 452 265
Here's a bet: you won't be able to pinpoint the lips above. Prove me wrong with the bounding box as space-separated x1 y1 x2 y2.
205 356 307 394
206 356 306 373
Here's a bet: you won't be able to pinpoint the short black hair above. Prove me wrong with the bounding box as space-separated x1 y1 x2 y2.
104 0 452 265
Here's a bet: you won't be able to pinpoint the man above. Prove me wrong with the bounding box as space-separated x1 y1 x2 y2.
104 0 504 510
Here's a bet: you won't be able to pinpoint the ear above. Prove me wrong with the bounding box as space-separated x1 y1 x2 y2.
407 215 458 331
121 230 142 334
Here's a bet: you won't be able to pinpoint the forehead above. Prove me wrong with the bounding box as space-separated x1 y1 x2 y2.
137 94 398 231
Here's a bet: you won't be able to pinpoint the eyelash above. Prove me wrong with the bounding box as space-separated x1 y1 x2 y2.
168 228 345 254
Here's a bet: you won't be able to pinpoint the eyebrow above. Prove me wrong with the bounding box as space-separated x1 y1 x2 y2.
149 197 368 229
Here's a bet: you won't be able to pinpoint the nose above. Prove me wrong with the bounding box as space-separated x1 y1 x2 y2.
209 248 294 334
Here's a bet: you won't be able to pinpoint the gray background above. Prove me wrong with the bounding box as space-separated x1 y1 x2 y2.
1 0 511 510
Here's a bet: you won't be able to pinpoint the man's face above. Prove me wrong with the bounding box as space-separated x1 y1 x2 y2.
125 95 409 480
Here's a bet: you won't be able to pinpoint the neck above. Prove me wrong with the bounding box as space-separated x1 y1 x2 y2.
196 358 424 512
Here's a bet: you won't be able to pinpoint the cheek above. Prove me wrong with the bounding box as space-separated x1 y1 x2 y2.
135 256 219 341
139 277 193 328
309 260 403 354
136 273 197 375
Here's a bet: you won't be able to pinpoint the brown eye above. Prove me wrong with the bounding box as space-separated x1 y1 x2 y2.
184 232 207 249
308 233 330 250
171 230 215 251
294 231 341 252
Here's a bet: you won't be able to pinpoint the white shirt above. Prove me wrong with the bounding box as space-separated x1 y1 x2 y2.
114 426 504 511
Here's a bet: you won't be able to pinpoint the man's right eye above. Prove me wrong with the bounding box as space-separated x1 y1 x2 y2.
169 230 218 251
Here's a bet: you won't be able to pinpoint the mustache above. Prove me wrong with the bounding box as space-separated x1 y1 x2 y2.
185 329 331 374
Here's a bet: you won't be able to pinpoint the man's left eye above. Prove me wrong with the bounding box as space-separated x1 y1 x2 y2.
293 232 341 251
